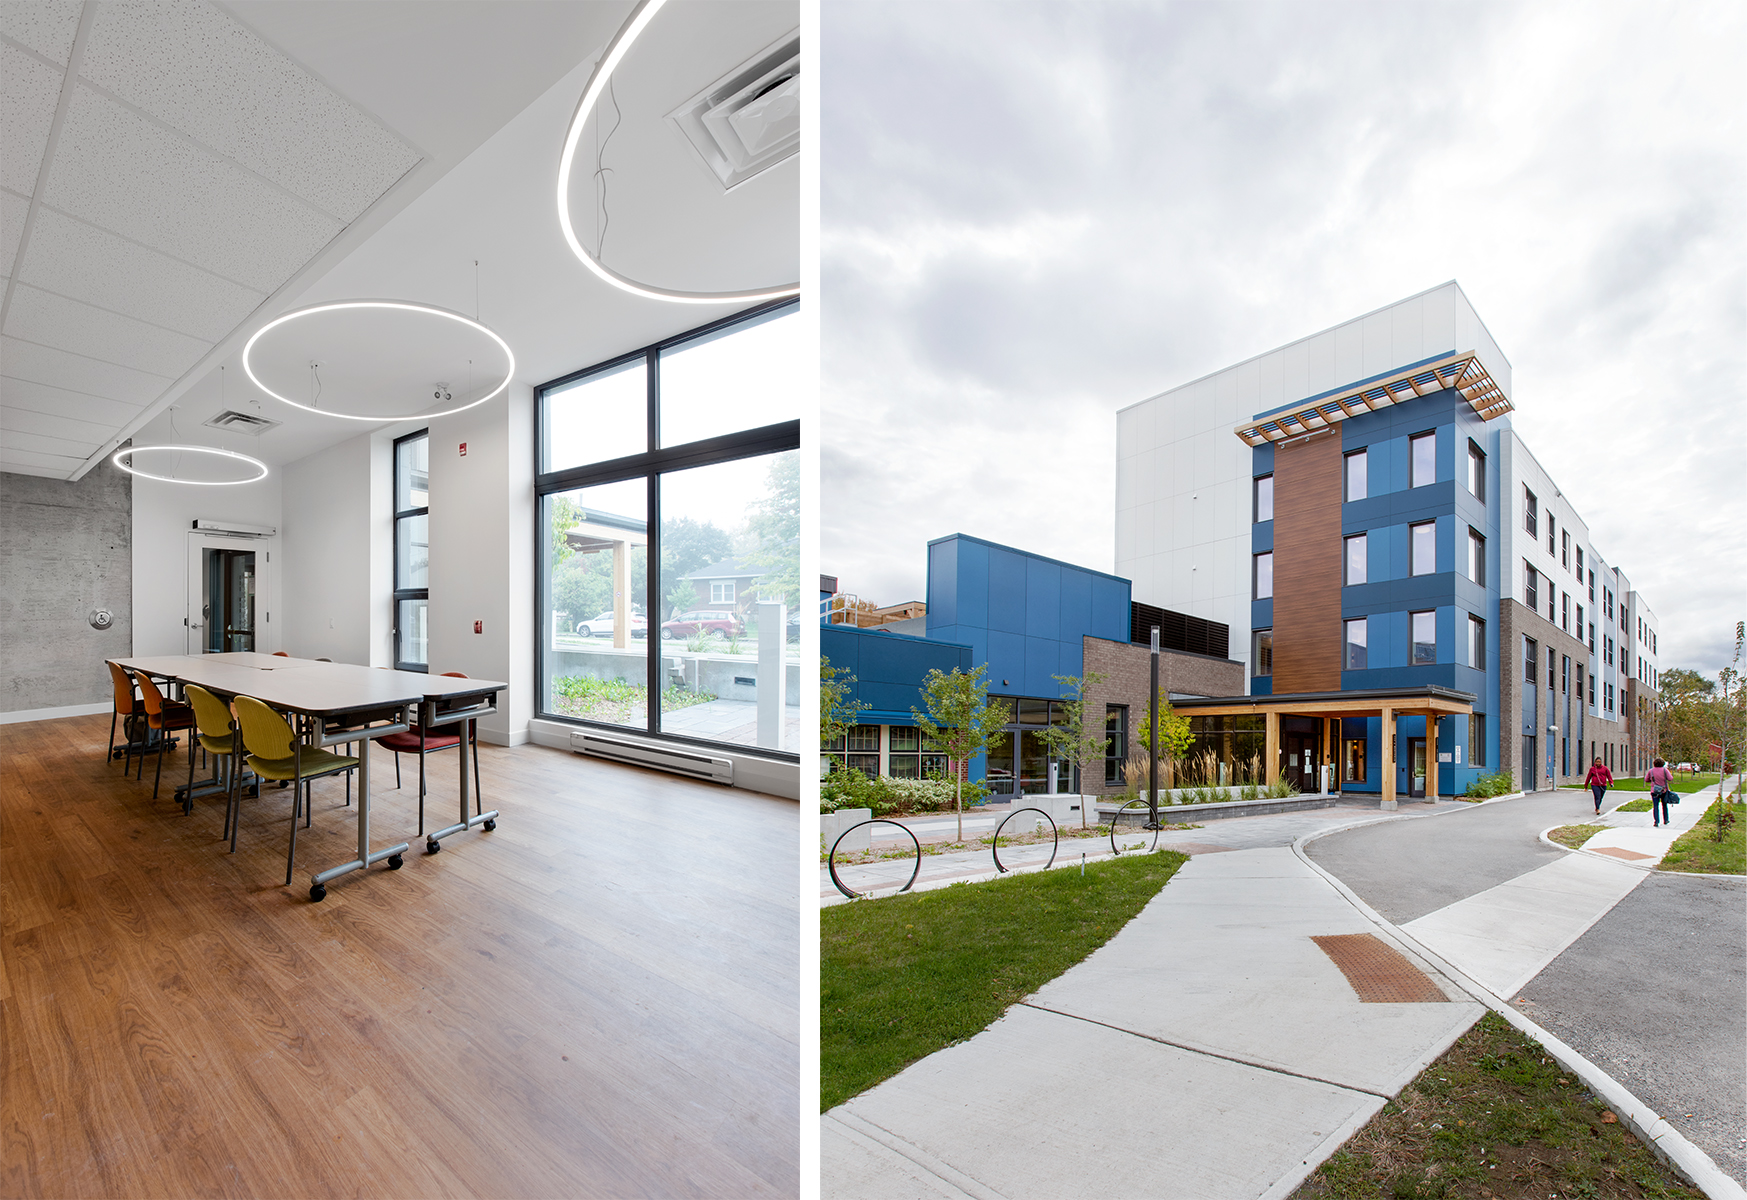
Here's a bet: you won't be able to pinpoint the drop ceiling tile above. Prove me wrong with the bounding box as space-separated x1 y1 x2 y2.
0 445 86 473
0 40 61 195
43 85 342 292
5 282 211 379
0 1 82 66
0 373 147 428
1 425 99 459
81 1 422 224
1 189 26 276
1 334 172 406
0 402 118 445
17 207 267 342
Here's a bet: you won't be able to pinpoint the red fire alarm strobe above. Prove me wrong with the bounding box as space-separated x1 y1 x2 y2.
473 620 482 634
459 442 467 456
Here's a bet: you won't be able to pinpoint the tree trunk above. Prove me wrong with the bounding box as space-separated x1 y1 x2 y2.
954 759 964 843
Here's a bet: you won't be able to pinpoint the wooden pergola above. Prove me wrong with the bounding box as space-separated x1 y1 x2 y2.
1172 685 1477 806
1234 350 1512 447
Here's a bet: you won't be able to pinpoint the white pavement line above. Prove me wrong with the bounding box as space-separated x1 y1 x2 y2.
823 1111 1005 1200
1399 853 1647 1000
1292 828 1747 1200
1018 1001 1392 1097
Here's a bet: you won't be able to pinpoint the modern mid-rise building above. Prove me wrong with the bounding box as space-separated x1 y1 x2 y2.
1117 282 1659 798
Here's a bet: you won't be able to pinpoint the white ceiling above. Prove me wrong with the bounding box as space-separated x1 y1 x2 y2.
2 0 800 481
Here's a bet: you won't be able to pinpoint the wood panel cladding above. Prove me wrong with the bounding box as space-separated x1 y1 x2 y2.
1271 431 1342 693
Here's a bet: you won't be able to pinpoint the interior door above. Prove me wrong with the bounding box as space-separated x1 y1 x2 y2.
187 532 272 653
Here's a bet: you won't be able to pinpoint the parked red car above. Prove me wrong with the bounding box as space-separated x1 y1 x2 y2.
661 610 743 640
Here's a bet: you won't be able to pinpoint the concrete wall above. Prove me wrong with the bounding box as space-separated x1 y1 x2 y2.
0 462 132 715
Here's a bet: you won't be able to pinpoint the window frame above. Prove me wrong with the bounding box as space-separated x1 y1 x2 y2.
1343 532 1367 586
392 428 430 673
1253 474 1273 524
1524 487 1538 537
1409 431 1436 488
1251 628 1273 678
1343 617 1367 671
1466 440 1485 502
1410 609 1436 666
1467 527 1485 586
1468 614 1485 671
1344 448 1368 503
1409 520 1436 577
1523 561 1538 613
1253 551 1273 600
533 297 801 760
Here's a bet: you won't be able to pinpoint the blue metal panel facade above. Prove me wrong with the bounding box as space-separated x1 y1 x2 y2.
820 624 973 726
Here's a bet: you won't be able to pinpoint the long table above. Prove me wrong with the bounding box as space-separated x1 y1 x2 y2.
110 654 505 900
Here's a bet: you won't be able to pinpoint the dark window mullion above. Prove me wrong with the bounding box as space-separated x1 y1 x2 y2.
534 420 801 495
647 471 661 737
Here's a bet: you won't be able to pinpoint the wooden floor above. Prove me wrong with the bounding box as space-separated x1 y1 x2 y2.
0 714 799 1198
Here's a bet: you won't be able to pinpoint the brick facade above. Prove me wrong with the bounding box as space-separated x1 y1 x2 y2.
1080 635 1245 796
1498 597 1628 792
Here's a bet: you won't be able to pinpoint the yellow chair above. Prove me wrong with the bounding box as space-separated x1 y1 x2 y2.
232 695 365 890
183 685 245 839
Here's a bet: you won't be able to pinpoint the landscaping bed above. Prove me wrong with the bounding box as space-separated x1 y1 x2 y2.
1660 799 1744 875
1547 824 1607 851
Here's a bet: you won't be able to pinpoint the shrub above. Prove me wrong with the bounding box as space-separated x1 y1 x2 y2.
819 771 966 817
1263 777 1299 800
1462 771 1516 799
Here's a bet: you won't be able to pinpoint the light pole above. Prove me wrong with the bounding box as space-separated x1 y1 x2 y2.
1148 626 1161 830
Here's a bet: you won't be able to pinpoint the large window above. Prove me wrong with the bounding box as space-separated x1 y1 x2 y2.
1104 705 1128 786
1410 521 1435 576
536 300 800 757
393 430 429 671
1409 431 1436 488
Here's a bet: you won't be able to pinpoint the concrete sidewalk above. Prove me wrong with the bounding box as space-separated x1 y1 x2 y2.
1578 782 1726 866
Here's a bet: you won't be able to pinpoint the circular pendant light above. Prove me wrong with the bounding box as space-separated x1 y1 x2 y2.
242 299 516 422
556 0 801 306
112 444 269 485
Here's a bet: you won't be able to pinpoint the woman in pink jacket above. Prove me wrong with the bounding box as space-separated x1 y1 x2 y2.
1584 757 1613 815
1645 757 1675 827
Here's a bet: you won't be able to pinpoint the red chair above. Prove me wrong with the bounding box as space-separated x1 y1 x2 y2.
136 672 197 803
272 651 290 657
378 671 481 834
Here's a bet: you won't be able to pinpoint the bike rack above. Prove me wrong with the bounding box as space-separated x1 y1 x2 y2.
827 819 922 900
1109 798 1162 856
991 807 1058 874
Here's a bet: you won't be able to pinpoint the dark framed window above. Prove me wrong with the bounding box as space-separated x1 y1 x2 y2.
1547 515 1556 556
1252 629 1273 677
1468 615 1485 670
1467 440 1485 501
1253 474 1273 523
1253 552 1273 600
1344 449 1367 502
1561 591 1569 632
1469 714 1486 767
1575 546 1583 578
1410 610 1436 665
535 298 800 759
1524 562 1538 612
1524 636 1538 684
1409 431 1436 488
1104 705 1128 786
393 429 430 671
1344 533 1366 586
1588 569 1596 602
1344 617 1367 671
1468 527 1485 586
1524 487 1538 537
1410 521 1435 576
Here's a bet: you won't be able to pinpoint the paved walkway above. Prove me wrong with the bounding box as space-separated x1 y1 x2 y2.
820 787 1745 1199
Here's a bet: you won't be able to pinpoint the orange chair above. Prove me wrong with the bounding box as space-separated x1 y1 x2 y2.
272 651 290 657
377 671 481 834
136 673 197 802
106 661 145 771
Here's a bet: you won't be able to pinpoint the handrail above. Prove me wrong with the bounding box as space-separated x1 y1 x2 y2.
1109 798 1162 856
991 807 1059 874
827 819 922 900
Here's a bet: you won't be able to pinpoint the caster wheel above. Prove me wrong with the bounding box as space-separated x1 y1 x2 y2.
277 780 289 789
482 819 496 832
387 854 404 870
309 883 327 902
425 838 441 855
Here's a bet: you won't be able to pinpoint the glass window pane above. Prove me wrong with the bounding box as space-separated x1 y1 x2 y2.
1411 522 1435 576
1410 432 1435 487
396 598 427 668
1254 552 1273 599
1412 611 1436 665
659 308 801 448
1016 698 1050 725
1254 475 1273 523
544 358 647 472
1345 450 1367 502
396 434 428 511
543 478 649 730
1345 534 1366 585
396 513 428 590
1252 629 1273 676
1344 618 1366 671
656 449 798 751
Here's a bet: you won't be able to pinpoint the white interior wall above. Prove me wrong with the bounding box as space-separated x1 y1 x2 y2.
280 431 379 663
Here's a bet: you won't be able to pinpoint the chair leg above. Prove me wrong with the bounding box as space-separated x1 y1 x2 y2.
185 736 197 815
394 752 401 790
285 767 301 886
108 709 118 765
473 722 482 817
230 757 245 854
417 749 427 836
153 732 167 799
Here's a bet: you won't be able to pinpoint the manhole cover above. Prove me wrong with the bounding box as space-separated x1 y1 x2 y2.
1312 933 1448 1003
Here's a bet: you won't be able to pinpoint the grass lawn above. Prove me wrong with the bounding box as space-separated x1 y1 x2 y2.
1613 797 1652 812
1660 799 1745 875
1567 772 1721 794
1293 1011 1703 1200
820 849 1188 1111
1547 823 1607 850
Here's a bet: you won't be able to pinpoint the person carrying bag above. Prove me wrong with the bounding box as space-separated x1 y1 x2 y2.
1646 758 1677 827
1585 757 1613 815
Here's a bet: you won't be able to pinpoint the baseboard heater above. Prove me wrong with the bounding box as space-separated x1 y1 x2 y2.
570 731 734 786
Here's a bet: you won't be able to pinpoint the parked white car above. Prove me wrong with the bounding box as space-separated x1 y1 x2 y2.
576 611 647 639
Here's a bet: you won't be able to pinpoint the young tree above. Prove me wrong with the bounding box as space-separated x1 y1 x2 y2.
820 656 869 766
912 664 1012 843
1032 672 1108 828
1134 689 1195 788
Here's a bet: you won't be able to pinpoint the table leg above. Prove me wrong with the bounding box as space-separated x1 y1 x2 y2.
424 715 499 852
310 723 410 901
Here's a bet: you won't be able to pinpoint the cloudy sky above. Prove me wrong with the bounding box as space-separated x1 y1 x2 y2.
820 0 1745 678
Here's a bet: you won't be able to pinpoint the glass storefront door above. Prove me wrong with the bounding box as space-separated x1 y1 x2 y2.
1408 738 1427 797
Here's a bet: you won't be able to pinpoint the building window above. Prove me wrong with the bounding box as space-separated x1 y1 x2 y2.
1252 628 1273 677
1469 714 1485 767
1547 515 1556 557
1344 449 1368 502
1253 552 1273 600
1104 705 1128 786
1588 673 1596 707
1468 615 1485 670
536 299 800 756
1588 569 1596 602
1605 634 1613 666
1576 603 1583 638
1620 603 1627 632
1524 562 1538 613
1524 636 1538 685
1344 534 1367 585
1344 734 1367 782
888 725 922 778
1548 587 1556 624
1410 521 1436 576
1467 440 1485 501
1589 622 1595 653
1561 591 1569 632
1253 475 1273 523
1604 589 1612 619
1344 618 1367 671
1409 431 1436 488
1575 546 1583 578
1524 487 1538 537
844 724 880 775
1548 650 1556 690
1561 530 1569 568
1411 610 1436 665
1562 654 1570 695
393 429 430 671
1468 528 1485 586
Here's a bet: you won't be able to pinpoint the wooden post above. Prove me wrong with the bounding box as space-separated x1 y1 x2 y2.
1265 710 1280 787
1380 705 1396 809
1426 712 1439 802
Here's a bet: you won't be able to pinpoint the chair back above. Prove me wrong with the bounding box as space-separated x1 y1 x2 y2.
272 651 290 657
136 672 171 721
440 671 469 678
107 662 139 713
183 685 233 740
233 695 297 762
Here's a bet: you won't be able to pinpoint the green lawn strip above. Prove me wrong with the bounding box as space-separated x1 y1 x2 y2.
820 850 1188 1111
1566 773 1720 795
1547 824 1607 850
1659 800 1745 875
1293 1011 1703 1200
1613 797 1652 812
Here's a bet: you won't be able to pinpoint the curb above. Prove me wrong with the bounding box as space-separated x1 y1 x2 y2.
1537 823 1667 871
1293 824 1745 1200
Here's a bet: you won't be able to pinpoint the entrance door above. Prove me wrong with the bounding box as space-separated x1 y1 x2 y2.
1408 738 1427 797
187 532 271 653
1284 732 1320 793
1018 729 1051 794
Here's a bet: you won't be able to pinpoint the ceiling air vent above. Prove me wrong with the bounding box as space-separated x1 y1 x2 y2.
666 31 799 191
203 409 281 436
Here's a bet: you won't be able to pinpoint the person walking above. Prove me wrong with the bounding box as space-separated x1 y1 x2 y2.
1585 757 1613 814
1646 757 1675 828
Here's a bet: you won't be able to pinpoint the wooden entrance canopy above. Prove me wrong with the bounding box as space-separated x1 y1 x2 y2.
1234 350 1512 447
1172 685 1477 806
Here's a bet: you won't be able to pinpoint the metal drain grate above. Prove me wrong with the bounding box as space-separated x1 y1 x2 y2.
1592 846 1653 861
1312 933 1448 1003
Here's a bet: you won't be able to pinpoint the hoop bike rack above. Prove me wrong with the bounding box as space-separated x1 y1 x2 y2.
991 807 1059 874
827 819 922 900
1109 798 1162 856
